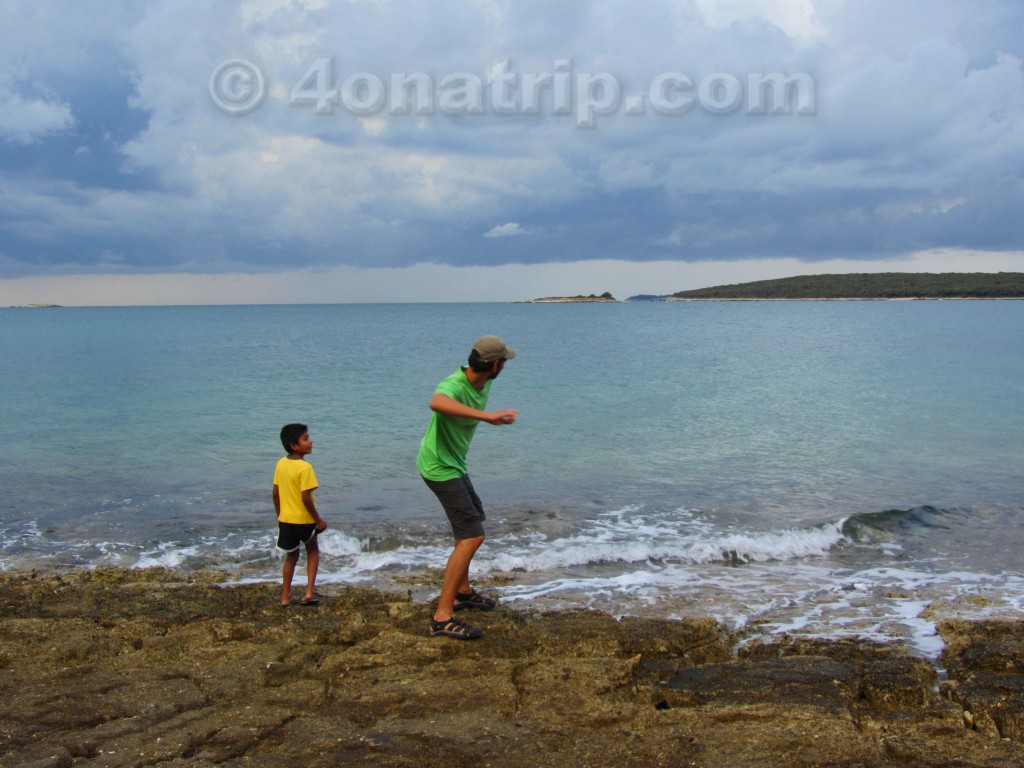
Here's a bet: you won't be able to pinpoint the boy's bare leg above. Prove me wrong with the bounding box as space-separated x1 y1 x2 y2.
433 535 484 621
281 549 300 606
303 537 320 602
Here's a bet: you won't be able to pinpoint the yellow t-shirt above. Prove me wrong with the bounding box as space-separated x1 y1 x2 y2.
274 456 318 524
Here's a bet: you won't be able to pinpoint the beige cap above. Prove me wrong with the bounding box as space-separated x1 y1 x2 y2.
472 335 516 362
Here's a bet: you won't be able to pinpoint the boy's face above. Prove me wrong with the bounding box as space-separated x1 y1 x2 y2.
290 432 313 456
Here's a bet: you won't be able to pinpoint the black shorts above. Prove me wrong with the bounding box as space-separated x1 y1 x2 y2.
423 474 486 540
277 522 318 553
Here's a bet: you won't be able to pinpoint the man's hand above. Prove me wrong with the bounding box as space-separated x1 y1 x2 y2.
487 409 519 425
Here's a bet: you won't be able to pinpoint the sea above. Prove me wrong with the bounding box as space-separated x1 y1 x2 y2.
2 300 1023 658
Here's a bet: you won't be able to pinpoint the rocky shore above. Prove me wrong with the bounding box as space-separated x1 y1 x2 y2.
2 568 1023 767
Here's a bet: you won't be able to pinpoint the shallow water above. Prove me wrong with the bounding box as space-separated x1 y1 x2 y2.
2 300 1023 656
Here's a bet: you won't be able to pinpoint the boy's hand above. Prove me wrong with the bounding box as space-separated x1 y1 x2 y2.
315 520 328 533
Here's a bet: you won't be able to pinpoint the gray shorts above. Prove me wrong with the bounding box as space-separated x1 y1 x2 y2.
423 474 486 540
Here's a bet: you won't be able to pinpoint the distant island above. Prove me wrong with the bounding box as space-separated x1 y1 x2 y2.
521 292 618 303
669 272 1024 300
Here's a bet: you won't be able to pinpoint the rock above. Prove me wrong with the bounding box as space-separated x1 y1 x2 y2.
940 619 1024 741
1 569 1023 767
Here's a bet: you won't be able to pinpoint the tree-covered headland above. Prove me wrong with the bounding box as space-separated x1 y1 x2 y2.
671 273 1024 300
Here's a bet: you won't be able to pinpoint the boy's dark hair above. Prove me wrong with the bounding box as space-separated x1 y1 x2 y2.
468 349 503 373
280 423 308 453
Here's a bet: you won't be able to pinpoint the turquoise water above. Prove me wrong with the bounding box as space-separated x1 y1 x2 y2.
2 300 1023 655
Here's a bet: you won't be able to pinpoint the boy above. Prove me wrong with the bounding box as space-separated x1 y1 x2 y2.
273 423 328 606
417 335 518 640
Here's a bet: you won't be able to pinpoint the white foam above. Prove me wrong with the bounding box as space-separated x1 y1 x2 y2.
136 543 201 569
479 508 846 573
485 558 1024 659
7 502 1024 660
312 530 368 557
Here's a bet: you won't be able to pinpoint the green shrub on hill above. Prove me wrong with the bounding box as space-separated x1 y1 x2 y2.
671 273 1024 299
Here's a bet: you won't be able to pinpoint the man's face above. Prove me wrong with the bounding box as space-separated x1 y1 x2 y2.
489 359 506 380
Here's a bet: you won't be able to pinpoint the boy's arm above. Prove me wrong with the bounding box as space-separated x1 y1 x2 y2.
302 489 327 532
272 484 281 517
429 393 518 425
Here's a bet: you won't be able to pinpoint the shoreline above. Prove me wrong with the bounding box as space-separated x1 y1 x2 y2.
516 297 619 303
3 568 1023 767
513 296 1024 303
666 296 1024 301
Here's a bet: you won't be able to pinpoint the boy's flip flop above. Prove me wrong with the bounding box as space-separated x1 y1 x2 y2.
298 597 320 606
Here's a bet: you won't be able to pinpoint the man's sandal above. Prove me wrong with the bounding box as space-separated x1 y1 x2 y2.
429 617 483 640
453 590 497 611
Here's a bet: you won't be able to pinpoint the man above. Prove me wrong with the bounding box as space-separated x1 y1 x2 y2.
416 335 519 640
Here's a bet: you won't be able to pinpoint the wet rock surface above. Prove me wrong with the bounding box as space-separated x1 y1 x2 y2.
1 568 1022 767
940 619 1024 744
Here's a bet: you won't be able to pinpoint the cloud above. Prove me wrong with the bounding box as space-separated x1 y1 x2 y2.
0 0 1022 295
0 86 74 144
484 223 528 238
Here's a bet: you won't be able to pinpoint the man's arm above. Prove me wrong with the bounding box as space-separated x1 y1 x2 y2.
429 393 519 425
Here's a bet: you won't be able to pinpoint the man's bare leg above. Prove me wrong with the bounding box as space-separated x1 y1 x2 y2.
433 535 484 621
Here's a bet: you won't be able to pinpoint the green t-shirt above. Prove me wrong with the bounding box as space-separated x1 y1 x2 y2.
416 367 492 481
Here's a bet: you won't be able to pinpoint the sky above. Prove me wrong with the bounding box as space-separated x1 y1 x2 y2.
1 0 1023 305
